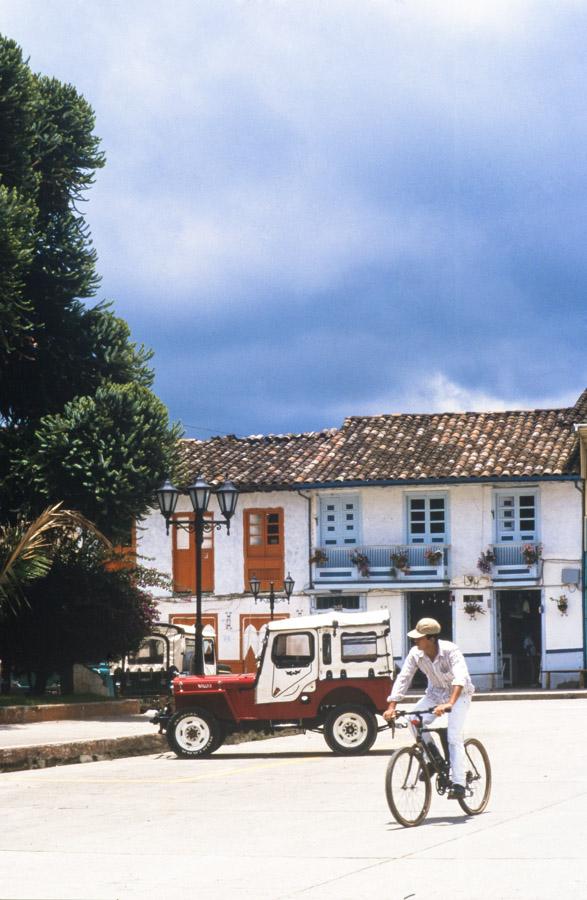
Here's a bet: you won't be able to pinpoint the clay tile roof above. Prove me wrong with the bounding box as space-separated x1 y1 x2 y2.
179 391 587 489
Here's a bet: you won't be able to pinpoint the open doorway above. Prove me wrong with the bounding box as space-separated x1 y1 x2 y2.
407 592 453 690
496 590 542 687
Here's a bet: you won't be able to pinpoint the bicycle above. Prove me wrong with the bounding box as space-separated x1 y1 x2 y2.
384 709 491 827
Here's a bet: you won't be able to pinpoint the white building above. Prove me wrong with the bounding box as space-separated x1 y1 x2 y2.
137 391 587 690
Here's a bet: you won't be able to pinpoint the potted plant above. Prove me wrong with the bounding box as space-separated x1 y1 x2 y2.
424 548 443 566
477 549 496 574
522 543 542 566
463 597 485 620
390 550 410 577
350 550 370 577
310 549 328 566
550 594 568 616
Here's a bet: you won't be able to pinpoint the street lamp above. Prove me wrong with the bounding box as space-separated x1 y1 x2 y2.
249 572 295 620
156 475 239 675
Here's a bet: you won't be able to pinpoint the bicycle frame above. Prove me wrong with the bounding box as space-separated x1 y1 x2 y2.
390 709 453 795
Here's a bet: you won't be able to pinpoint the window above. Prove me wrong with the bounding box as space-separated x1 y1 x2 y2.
341 632 378 662
496 492 537 542
272 632 314 668
407 495 447 543
244 508 284 590
127 638 165 666
313 595 363 612
322 634 332 665
319 495 360 546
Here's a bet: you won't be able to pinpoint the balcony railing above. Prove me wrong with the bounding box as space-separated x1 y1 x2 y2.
490 543 540 580
311 544 449 584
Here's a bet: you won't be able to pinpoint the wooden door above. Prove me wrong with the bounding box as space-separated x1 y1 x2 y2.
243 508 284 591
172 512 214 593
240 613 289 673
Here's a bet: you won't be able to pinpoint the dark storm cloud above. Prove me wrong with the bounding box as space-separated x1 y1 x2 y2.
1 0 585 435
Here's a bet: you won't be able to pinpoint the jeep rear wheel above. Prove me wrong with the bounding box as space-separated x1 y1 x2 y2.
167 709 224 758
323 704 377 755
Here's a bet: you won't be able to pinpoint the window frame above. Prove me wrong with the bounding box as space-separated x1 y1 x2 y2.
494 488 539 543
318 493 362 547
271 632 315 669
340 631 379 663
405 492 449 544
311 594 366 613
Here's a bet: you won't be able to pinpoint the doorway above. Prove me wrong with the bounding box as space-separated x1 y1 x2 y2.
496 590 542 687
407 592 453 689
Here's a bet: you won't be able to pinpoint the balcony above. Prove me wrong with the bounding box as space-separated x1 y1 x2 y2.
490 543 540 581
311 544 450 585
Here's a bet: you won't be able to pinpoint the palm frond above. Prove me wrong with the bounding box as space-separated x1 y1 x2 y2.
0 504 112 614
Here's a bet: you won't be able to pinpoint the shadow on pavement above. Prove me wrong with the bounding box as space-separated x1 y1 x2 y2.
159 748 398 760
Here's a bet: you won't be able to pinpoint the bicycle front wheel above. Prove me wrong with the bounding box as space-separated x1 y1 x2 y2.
385 747 431 827
458 738 491 815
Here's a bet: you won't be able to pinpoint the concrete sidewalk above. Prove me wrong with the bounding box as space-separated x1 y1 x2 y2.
2 688 587 773
0 711 165 772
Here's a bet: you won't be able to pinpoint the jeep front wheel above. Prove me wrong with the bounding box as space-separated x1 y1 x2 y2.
167 709 224 758
323 704 377 755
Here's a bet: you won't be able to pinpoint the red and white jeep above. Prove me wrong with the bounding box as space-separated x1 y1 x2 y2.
156 609 394 756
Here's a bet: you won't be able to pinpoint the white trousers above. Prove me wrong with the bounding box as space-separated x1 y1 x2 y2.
409 693 471 787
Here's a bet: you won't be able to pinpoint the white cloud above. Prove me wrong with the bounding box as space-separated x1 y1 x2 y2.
333 373 579 419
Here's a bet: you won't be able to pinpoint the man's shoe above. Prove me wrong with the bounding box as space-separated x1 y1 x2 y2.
448 784 466 800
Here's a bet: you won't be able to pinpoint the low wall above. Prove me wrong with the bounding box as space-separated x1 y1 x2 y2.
0 699 140 724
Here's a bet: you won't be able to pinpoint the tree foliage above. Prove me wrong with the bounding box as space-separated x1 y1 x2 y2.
0 503 111 615
0 535 160 693
0 36 181 538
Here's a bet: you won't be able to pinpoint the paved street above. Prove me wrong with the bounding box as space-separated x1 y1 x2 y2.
1 699 586 900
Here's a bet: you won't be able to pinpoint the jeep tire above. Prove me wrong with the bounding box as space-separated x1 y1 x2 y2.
323 704 377 755
167 708 224 758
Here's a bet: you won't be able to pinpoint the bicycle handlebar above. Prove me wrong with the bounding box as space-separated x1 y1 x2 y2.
385 707 452 730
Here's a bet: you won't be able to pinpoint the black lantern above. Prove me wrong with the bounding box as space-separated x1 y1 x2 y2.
216 479 239 523
156 479 179 522
283 572 295 599
249 574 261 600
187 476 212 515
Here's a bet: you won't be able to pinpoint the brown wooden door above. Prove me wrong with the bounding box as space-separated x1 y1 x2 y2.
243 508 284 591
240 613 289 673
172 512 214 593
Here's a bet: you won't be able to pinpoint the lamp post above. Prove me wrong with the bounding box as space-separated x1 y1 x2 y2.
249 572 295 620
156 476 239 675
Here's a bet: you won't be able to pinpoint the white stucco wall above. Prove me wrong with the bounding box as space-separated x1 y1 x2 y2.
137 479 584 676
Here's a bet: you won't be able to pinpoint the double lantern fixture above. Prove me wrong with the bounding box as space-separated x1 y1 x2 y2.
249 572 295 620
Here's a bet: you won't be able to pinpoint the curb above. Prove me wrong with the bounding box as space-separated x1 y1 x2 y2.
0 733 167 773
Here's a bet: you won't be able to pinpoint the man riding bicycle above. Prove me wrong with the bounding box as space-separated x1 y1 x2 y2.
383 617 475 800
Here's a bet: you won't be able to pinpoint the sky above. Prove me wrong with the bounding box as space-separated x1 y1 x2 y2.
1 0 586 438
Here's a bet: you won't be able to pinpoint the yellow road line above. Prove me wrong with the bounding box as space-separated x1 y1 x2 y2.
2 754 326 785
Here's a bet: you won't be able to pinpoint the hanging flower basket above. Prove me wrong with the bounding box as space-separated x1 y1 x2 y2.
390 550 410 577
522 543 542 566
424 548 443 566
350 550 371 577
477 549 496 574
310 549 328 566
550 595 568 616
463 598 485 620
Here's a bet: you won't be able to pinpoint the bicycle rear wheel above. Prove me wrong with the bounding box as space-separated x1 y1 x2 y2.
385 746 431 827
458 738 491 815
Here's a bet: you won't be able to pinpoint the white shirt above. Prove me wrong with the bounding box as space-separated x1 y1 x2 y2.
388 639 475 703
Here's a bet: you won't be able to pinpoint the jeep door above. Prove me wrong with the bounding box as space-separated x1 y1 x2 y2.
256 630 318 703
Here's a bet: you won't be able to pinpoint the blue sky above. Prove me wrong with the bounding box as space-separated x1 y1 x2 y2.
2 0 586 437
